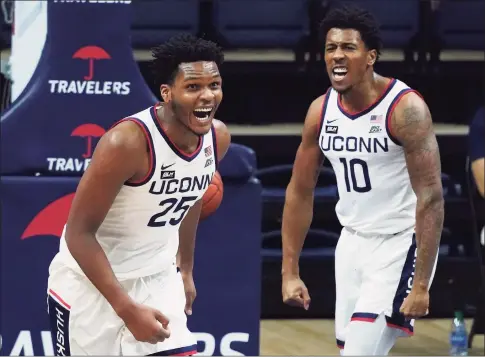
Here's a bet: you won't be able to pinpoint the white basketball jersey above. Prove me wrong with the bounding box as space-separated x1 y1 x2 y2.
56 104 218 279
318 78 417 235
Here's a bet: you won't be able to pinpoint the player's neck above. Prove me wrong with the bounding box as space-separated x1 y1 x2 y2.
156 105 201 153
340 72 388 113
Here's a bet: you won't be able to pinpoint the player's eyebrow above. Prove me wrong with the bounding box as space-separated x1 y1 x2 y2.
326 40 358 46
183 73 221 81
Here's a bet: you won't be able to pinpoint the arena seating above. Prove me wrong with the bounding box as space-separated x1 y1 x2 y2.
130 0 199 48
439 0 485 50
212 0 308 48
2 0 484 52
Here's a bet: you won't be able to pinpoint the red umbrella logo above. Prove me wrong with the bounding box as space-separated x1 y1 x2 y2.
72 46 111 81
21 193 75 240
71 123 106 158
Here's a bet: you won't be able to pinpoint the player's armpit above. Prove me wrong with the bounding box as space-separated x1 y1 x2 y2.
177 199 202 274
65 120 147 314
390 92 444 291
212 119 231 162
281 95 325 277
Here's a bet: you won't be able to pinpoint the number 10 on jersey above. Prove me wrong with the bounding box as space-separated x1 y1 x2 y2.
339 158 372 193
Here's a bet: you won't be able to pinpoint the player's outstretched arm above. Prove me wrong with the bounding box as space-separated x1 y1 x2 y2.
282 96 325 279
391 92 444 315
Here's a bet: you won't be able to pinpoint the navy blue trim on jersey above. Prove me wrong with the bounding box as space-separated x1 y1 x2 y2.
150 105 204 162
48 294 71 356
387 233 417 336
385 89 416 147
336 339 345 349
120 118 157 187
350 312 379 322
316 87 332 144
337 78 397 120
148 344 198 356
211 123 219 170
385 314 414 336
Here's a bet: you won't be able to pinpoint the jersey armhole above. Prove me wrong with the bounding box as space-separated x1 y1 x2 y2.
316 87 332 144
110 118 156 187
385 89 424 146
211 124 219 171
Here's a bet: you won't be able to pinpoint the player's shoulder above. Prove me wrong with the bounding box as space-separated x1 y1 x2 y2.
386 78 428 121
393 89 429 119
310 88 332 111
101 120 147 156
389 80 432 141
212 118 230 142
391 78 425 107
299 90 331 143
212 118 228 134
212 118 231 161
305 89 331 128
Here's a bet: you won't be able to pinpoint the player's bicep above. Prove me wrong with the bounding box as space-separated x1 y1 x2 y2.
290 97 325 194
391 93 442 198
66 123 145 234
291 141 323 193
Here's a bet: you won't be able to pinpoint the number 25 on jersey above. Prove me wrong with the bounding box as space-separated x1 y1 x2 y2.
147 196 198 227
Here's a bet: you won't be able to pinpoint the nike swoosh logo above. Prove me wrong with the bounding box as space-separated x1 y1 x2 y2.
161 163 175 170
327 119 339 124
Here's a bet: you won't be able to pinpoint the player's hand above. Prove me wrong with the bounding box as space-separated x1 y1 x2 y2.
117 302 171 344
181 271 196 316
399 288 429 319
282 276 311 310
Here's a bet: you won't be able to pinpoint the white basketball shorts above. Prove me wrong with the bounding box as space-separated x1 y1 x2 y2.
334 226 438 350
46 259 197 356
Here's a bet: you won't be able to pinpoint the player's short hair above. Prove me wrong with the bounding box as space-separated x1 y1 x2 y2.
319 3 382 60
150 33 224 87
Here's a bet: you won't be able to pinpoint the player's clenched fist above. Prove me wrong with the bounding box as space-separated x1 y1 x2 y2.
282 276 311 310
399 288 430 320
117 302 171 344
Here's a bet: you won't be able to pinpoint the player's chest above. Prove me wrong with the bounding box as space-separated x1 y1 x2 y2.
319 115 393 159
147 155 216 199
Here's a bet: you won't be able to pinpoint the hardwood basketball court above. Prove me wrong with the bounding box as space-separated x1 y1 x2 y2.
260 319 484 355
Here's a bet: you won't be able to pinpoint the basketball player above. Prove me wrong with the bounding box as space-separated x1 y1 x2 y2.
281 5 444 355
46 34 231 356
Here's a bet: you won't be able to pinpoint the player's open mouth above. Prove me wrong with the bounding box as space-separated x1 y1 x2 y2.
332 67 348 82
193 107 213 123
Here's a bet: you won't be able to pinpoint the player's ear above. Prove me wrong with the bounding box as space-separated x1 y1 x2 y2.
368 49 377 66
160 84 172 102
